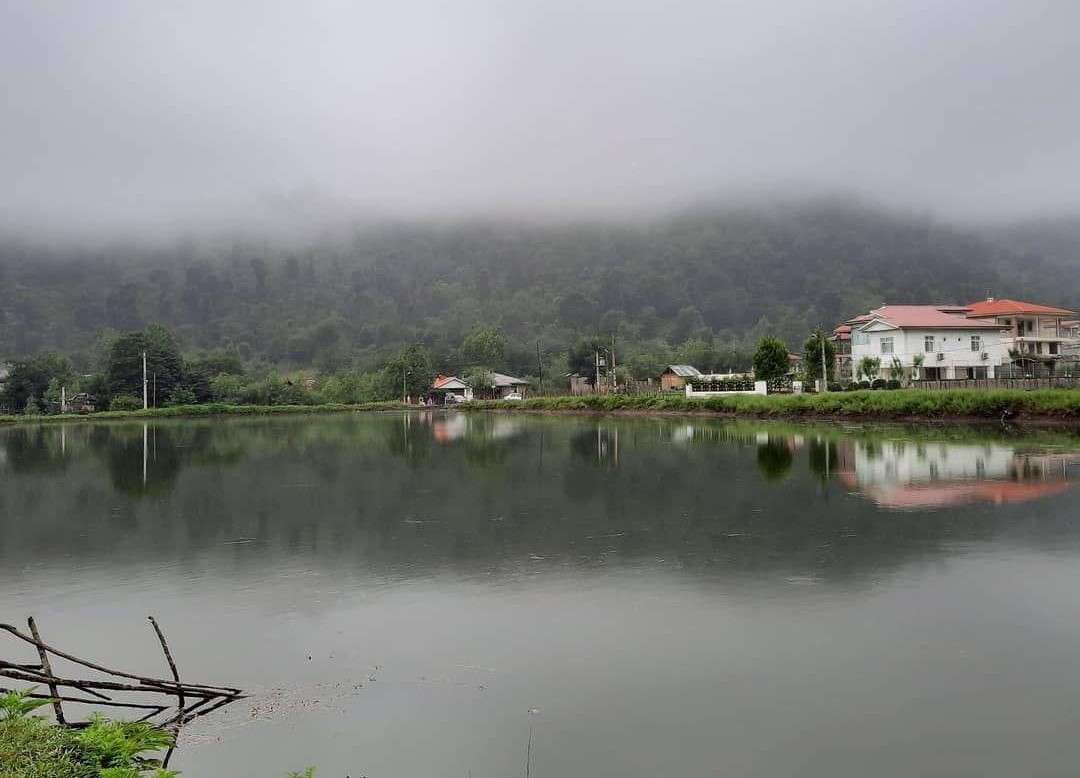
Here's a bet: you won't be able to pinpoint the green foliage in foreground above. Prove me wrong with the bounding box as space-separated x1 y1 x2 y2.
0 692 175 778
0 402 409 426
0 706 314 778
464 389 1080 419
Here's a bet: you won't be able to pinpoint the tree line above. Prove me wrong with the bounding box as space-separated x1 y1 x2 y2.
2 199 1076 376
2 318 843 414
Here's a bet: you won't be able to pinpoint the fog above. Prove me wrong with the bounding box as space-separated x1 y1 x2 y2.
3 0 1079 236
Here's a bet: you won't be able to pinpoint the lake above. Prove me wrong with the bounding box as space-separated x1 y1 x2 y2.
3 412 1080 778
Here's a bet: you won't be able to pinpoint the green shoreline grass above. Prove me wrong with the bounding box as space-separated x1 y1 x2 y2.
0 401 410 426
3 389 1080 426
464 388 1080 421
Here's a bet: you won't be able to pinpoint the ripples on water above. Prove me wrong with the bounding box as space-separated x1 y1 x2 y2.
2 414 1079 777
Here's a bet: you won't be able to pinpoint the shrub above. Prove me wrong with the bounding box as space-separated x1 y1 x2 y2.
827 382 843 392
165 387 197 406
885 379 902 390
871 379 886 390
110 395 143 411
858 380 871 390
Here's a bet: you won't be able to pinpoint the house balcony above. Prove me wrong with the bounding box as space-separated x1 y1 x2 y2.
1008 334 1080 358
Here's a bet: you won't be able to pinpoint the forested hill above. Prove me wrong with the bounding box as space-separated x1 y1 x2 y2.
2 199 1078 373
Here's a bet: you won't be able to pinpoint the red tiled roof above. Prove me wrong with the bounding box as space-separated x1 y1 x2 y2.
863 305 1001 330
831 323 852 341
432 374 468 390
965 298 1075 317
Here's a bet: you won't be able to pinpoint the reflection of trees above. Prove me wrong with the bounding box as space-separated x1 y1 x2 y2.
569 427 618 468
382 415 433 467
807 438 839 482
1 427 71 474
757 438 793 482
95 426 182 497
2 415 1079 590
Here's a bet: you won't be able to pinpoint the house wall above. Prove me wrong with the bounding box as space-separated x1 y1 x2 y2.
660 373 687 391
569 375 592 396
852 327 1005 379
495 385 527 399
978 314 1079 359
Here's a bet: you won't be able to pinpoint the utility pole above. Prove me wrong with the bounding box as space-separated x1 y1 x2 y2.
402 367 408 405
595 349 601 394
60 385 66 414
153 373 157 408
536 340 543 394
142 350 148 410
820 328 828 391
611 334 617 392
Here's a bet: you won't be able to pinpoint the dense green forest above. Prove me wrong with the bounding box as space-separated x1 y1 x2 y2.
2 198 1079 382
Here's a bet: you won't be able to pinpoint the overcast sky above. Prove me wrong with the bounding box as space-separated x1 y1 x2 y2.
2 0 1079 233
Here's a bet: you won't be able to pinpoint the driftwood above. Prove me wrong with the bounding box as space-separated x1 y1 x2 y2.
0 616 244 734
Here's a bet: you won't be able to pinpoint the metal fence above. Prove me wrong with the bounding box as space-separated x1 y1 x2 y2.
914 377 1080 391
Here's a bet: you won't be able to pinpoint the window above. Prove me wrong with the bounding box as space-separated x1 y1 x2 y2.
853 332 870 346
924 335 935 353
970 335 981 352
880 337 894 354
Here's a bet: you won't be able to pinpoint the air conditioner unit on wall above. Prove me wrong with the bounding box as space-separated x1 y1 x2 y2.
936 352 945 361
981 352 988 360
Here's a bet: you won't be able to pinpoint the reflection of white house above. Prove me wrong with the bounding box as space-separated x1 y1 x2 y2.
849 305 1005 380
431 412 468 443
488 417 525 440
838 439 1075 510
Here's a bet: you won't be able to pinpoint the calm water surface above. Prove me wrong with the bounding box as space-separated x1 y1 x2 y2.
3 413 1080 777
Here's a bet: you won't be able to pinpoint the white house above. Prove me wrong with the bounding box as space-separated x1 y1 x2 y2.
963 298 1078 373
430 375 473 403
849 305 1005 380
488 372 530 399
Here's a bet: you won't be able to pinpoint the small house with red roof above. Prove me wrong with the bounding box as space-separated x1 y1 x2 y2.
964 298 1077 369
430 374 473 404
849 304 1004 381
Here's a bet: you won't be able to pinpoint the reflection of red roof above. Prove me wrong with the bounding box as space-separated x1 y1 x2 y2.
858 480 1072 510
965 298 1075 317
863 305 1001 330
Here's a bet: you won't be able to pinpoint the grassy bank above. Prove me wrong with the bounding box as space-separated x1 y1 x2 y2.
465 389 1080 421
5 389 1080 427
0 401 410 426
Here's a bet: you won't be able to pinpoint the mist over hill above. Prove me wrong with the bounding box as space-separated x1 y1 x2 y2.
2 198 1078 376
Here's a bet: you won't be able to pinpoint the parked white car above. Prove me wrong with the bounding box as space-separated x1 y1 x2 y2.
504 392 523 401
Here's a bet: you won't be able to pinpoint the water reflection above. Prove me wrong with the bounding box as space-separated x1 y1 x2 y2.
1 415 1079 586
4 414 1080 778
756 436 795 482
834 438 1076 510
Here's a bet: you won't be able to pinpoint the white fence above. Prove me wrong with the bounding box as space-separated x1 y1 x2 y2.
686 380 769 398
